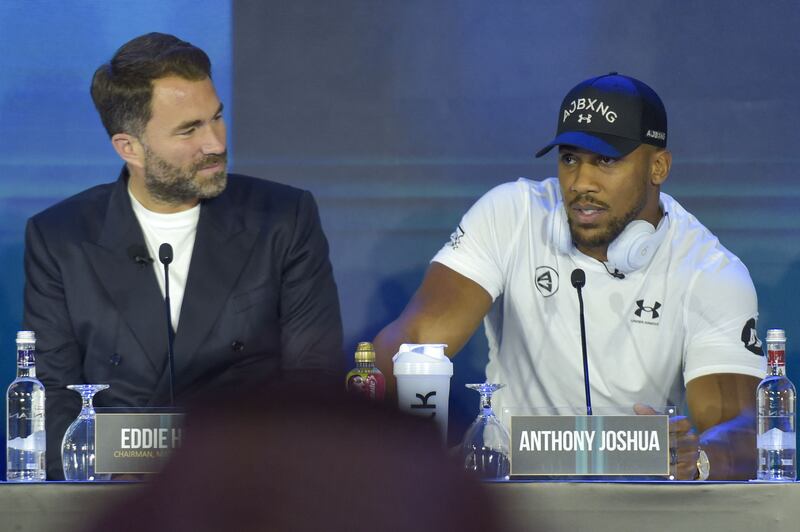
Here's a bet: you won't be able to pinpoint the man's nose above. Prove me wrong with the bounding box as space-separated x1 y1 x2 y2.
201 124 226 155
569 163 600 194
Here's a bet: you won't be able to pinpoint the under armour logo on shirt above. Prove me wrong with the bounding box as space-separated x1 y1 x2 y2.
634 300 661 319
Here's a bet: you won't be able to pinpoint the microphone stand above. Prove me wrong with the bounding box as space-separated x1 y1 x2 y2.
159 243 176 407
571 269 592 416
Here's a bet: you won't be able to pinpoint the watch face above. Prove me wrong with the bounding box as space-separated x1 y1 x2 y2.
696 449 710 480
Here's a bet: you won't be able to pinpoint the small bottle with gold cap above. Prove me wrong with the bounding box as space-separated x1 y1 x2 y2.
345 342 386 401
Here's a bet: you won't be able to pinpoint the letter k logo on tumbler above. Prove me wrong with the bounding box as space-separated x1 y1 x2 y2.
392 344 453 444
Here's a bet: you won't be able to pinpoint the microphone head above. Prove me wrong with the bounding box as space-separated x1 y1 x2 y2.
159 243 174 265
571 268 586 289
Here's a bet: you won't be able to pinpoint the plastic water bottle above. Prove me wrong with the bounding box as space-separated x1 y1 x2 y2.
6 331 46 481
756 328 796 481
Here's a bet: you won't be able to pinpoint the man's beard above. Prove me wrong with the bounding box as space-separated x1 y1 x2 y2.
142 145 228 205
567 190 647 250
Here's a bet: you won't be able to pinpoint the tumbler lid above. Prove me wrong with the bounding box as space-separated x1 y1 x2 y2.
392 344 453 376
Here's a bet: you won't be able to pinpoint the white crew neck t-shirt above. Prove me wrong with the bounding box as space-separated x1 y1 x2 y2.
432 178 766 421
128 187 200 332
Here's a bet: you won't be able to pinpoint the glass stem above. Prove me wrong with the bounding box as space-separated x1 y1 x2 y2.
81 393 95 416
480 392 492 414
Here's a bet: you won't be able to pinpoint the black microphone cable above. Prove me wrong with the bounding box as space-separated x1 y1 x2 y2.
570 268 592 416
600 260 625 280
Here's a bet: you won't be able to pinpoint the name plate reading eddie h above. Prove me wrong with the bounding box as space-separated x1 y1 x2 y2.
95 411 185 474
510 415 669 477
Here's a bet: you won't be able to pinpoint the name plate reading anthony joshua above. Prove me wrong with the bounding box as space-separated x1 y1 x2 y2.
510 415 669 477
95 409 185 474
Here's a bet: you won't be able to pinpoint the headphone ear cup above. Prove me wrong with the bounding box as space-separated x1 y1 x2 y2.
550 203 572 255
607 216 669 273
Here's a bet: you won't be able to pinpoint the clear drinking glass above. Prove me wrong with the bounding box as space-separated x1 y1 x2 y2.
61 384 111 481
461 383 511 480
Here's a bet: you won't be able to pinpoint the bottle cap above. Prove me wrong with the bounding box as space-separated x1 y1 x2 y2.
354 341 376 363
16 331 35 343
766 329 786 343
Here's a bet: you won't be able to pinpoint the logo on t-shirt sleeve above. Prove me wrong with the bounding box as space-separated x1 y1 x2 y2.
448 224 465 249
741 318 764 356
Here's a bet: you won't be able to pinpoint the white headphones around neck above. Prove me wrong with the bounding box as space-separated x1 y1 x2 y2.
551 202 670 275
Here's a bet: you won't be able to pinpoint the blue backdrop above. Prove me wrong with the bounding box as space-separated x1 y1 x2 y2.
1 1 798 445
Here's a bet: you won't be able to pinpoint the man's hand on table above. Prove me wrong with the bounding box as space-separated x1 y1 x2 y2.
634 403 700 480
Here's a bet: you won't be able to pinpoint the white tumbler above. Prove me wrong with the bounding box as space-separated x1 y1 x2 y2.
392 343 453 444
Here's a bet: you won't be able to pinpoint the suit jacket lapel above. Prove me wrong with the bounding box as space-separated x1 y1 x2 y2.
172 184 258 379
82 170 167 373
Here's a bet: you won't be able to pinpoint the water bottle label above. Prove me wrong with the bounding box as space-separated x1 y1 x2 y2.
32 389 45 432
767 348 786 366
757 428 797 450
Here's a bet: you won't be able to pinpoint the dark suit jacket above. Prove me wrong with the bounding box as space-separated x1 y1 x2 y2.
23 170 343 479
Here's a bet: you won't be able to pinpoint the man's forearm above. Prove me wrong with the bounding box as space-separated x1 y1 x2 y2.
373 322 410 398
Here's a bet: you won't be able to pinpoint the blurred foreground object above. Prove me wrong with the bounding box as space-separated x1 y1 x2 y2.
87 385 498 532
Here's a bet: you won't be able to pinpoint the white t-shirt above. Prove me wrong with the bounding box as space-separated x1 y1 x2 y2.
432 178 766 420
129 188 200 332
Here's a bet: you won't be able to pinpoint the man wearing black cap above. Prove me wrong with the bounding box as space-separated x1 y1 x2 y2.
374 73 766 480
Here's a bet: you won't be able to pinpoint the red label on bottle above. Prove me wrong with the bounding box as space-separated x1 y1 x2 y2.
768 349 786 366
345 370 386 401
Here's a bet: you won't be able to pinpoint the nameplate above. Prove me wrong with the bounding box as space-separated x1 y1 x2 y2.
95 410 185 474
510 415 669 477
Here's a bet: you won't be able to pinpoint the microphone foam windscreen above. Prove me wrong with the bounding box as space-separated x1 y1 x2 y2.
570 268 586 288
159 243 174 265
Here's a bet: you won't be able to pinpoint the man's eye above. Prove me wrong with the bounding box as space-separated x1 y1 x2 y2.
599 156 617 166
178 128 195 136
560 154 576 165
212 114 223 121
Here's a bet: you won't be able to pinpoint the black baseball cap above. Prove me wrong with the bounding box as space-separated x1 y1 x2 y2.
535 72 667 158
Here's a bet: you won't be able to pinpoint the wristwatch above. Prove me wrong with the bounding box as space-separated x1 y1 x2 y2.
695 449 710 480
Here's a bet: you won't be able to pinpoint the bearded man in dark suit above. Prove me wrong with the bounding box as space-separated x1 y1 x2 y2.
23 32 343 479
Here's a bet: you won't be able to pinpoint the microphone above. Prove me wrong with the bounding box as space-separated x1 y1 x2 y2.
158 243 173 266
570 269 592 415
570 268 585 289
158 243 176 407
127 245 153 267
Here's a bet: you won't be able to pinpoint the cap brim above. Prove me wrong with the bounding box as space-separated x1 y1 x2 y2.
535 131 641 158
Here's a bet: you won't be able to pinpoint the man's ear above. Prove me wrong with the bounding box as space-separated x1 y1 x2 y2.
650 149 672 186
111 133 144 169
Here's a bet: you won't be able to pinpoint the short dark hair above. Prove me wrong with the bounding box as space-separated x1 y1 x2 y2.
91 32 212 138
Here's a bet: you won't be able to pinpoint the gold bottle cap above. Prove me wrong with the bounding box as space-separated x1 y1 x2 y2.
354 341 376 363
